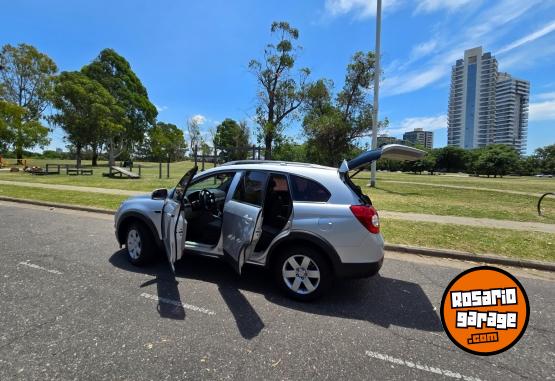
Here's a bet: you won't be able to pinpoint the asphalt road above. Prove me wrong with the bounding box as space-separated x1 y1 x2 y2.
0 201 554 380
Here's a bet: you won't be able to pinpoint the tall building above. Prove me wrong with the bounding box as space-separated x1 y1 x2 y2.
495 73 529 154
447 46 529 153
403 128 433 149
448 47 498 149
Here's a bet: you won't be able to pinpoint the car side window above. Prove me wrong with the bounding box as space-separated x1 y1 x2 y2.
233 171 268 206
187 172 235 193
290 175 331 202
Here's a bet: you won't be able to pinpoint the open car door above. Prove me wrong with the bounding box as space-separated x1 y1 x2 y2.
221 170 266 275
339 144 426 173
162 166 198 272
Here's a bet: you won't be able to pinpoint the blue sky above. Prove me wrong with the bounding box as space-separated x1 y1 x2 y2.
2 0 555 154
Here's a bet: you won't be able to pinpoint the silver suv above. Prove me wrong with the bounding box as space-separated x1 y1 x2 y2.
114 145 423 300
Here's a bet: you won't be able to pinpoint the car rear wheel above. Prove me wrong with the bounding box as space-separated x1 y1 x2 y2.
125 223 155 266
273 245 332 301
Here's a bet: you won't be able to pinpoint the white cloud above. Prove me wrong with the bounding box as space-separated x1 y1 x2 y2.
386 114 447 135
383 0 543 96
530 92 555 121
414 0 474 14
383 64 448 95
324 0 402 18
190 114 206 125
497 20 555 55
410 39 438 60
154 104 168 112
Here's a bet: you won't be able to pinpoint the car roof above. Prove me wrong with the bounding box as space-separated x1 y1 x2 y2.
197 161 339 179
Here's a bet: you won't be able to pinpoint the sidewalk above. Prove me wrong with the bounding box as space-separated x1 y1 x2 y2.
380 211 555 234
378 179 554 198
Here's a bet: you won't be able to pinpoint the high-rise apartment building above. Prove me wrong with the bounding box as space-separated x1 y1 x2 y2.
447 46 529 153
403 128 433 149
448 47 498 149
495 73 529 154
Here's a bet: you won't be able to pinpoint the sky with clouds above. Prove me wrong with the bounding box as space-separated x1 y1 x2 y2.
2 0 554 154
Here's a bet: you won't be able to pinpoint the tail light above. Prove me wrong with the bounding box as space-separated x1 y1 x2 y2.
350 205 380 234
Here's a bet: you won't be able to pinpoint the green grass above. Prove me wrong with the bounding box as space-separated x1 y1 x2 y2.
353 170 555 194
0 159 197 191
381 218 554 262
0 184 127 210
352 177 555 224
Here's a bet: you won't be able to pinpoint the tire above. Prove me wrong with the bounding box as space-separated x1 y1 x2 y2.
125 222 156 266
273 245 333 301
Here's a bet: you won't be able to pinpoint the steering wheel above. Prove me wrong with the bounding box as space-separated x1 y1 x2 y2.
198 189 217 211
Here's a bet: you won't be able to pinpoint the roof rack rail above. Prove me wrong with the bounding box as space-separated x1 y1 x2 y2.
221 160 314 166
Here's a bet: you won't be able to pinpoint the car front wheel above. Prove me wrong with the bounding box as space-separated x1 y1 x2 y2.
125 223 155 265
273 245 332 301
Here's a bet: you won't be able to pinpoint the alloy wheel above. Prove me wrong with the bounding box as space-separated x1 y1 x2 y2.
282 254 321 294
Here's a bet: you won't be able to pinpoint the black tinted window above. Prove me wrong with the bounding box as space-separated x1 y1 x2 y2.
290 175 330 202
233 171 268 206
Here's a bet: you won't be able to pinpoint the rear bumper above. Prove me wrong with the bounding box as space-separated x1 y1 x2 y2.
335 257 383 278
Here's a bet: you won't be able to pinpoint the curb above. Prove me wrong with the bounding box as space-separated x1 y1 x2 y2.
0 196 115 215
1 196 553 272
385 244 555 272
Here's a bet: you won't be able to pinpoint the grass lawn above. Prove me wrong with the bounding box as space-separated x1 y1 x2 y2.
352 178 555 224
353 170 555 194
381 218 554 262
0 184 127 210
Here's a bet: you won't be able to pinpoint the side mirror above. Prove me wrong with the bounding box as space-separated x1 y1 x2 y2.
151 188 168 200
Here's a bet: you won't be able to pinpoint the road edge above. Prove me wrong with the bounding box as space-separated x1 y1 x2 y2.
1 196 553 272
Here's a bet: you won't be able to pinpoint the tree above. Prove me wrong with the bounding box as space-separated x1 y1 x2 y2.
214 118 250 161
50 71 123 167
535 144 555 175
475 144 520 177
272 137 307 162
149 122 187 161
434 146 468 173
82 49 157 166
0 43 57 159
303 52 381 167
249 21 310 159
186 117 202 156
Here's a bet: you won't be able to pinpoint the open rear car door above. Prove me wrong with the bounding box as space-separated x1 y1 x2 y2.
339 144 426 173
162 166 198 272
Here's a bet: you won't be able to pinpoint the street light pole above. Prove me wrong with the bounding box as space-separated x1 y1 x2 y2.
369 0 382 187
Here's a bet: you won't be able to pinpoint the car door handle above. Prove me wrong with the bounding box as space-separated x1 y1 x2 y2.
243 214 253 222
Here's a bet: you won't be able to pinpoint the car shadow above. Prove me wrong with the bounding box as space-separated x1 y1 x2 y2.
109 250 442 339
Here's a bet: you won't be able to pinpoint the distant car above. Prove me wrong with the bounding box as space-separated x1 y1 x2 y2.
114 145 424 300
535 174 553 178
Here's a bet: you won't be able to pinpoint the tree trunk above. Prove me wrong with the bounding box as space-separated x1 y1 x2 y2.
91 143 98 167
108 138 116 167
16 146 23 164
76 143 82 168
265 136 272 160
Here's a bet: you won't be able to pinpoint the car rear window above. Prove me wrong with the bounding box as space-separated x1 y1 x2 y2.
290 175 330 202
233 171 268 206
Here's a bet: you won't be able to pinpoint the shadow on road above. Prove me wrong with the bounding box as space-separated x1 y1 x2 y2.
109 250 442 338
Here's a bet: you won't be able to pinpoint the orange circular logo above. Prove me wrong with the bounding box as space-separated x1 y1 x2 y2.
440 266 529 356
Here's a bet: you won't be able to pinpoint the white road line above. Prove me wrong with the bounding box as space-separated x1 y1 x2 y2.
18 261 63 275
139 292 216 316
365 350 482 381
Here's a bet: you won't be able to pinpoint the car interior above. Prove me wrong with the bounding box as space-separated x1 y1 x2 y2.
184 172 235 246
183 171 293 251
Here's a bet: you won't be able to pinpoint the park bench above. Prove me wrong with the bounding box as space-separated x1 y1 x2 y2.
66 167 94 176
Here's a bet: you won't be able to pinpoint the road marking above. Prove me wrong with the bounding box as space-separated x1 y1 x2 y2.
18 261 62 275
365 350 482 381
139 292 216 316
